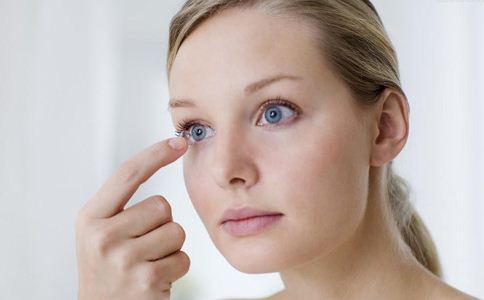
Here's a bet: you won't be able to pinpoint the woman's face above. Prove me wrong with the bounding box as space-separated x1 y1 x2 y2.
168 8 374 273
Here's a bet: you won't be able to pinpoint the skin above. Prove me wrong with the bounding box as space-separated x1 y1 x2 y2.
168 7 477 300
75 137 191 300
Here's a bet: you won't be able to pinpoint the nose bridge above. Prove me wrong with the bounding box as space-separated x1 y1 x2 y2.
210 123 258 190
212 123 249 170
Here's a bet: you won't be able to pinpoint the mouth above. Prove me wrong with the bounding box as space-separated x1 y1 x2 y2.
221 208 284 237
220 206 283 225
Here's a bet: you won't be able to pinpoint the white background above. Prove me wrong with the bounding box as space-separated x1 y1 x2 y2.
0 0 483 299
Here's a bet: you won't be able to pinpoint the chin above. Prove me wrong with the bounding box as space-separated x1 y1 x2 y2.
226 254 283 274
210 230 295 274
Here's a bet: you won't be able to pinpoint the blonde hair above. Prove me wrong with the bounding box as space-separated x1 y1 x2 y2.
166 0 442 277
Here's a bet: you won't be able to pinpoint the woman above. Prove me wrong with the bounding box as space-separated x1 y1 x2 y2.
75 0 478 299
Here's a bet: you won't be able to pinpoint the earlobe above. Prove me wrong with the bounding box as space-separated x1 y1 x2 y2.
369 88 409 167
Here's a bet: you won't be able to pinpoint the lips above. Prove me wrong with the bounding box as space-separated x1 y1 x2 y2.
220 206 283 225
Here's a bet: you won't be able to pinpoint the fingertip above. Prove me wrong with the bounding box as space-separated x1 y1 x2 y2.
168 137 187 151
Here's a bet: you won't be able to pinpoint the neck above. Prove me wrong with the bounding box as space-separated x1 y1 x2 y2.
278 167 429 300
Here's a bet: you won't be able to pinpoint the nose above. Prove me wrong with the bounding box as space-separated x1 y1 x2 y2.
209 126 259 191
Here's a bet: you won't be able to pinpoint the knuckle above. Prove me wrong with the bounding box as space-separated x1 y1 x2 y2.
140 265 166 291
94 235 112 257
118 160 140 184
168 222 185 243
151 196 171 215
92 225 117 257
113 246 135 272
178 251 191 274
75 207 96 231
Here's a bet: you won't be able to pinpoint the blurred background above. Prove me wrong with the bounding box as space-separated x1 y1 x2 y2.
0 0 483 299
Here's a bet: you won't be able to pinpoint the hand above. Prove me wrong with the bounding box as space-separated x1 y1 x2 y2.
75 137 190 300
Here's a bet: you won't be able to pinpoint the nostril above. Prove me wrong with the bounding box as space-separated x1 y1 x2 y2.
229 177 245 185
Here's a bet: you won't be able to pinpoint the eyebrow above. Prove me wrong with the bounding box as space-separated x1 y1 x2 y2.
167 74 302 111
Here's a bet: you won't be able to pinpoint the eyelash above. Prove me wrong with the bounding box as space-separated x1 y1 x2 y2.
174 96 301 140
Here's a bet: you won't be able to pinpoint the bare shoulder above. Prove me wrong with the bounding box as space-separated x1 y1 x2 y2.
427 279 479 300
442 288 480 300
222 297 264 300
222 298 260 300
437 288 480 300
221 298 264 300
222 291 285 300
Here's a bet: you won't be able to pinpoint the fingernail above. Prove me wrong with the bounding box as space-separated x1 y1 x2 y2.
168 137 187 150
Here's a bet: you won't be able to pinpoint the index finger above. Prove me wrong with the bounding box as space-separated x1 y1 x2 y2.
80 137 187 219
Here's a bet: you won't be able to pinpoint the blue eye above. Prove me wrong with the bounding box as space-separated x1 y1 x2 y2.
174 98 300 145
174 121 216 146
259 103 296 126
190 124 209 142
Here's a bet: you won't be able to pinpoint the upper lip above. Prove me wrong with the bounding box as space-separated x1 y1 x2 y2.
220 206 283 224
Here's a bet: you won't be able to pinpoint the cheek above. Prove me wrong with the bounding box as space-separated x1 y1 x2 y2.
269 115 370 255
180 110 371 270
182 156 209 220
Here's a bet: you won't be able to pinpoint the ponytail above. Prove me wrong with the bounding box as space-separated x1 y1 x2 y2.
387 161 442 277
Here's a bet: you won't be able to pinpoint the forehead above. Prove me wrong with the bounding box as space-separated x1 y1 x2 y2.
168 8 329 97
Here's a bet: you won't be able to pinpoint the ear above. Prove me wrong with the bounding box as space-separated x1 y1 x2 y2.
370 88 410 167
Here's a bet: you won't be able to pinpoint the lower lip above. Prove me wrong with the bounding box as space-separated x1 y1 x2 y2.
221 214 283 237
